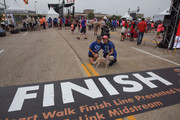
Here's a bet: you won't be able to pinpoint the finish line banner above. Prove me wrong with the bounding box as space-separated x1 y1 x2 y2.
0 67 180 120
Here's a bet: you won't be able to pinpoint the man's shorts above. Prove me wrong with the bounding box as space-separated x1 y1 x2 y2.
88 53 98 58
121 33 125 36
88 55 94 58
81 27 86 34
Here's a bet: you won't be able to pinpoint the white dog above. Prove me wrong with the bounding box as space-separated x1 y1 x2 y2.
93 56 114 69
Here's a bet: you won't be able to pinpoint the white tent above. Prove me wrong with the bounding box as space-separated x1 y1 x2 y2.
121 12 133 20
159 8 170 15
46 7 59 20
153 8 170 22
5 0 28 14
104 16 107 20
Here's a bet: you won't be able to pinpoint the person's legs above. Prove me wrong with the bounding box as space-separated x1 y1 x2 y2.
121 33 123 41
140 32 144 44
84 28 87 39
123 34 126 41
137 32 141 44
131 33 134 41
94 54 99 60
89 57 94 65
77 33 82 39
89 54 98 65
94 27 97 35
137 32 144 44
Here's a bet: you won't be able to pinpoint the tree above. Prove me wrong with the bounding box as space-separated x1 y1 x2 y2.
111 15 121 20
87 13 94 19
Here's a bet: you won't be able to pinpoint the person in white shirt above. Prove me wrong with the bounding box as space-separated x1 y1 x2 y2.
7 15 15 31
120 26 127 41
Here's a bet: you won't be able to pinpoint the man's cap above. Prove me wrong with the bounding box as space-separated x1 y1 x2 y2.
102 35 108 39
97 35 102 40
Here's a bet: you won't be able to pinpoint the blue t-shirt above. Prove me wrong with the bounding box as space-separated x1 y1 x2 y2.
88 41 103 55
81 19 86 28
62 18 65 23
53 19 58 23
103 41 117 59
48 18 52 23
112 20 117 27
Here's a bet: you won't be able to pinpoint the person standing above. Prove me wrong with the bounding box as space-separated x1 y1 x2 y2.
120 26 127 41
88 35 103 65
150 21 155 33
7 15 14 31
77 16 87 39
36 17 40 31
93 18 98 35
48 17 52 28
42 16 46 29
130 22 135 41
137 18 147 45
39 17 43 30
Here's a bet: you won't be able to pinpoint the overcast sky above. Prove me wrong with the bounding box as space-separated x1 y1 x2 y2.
1 0 171 17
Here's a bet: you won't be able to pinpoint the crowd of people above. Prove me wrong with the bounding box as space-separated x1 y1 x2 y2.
1 15 165 67
22 15 47 31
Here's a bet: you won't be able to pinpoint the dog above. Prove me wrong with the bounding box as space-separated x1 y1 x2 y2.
93 56 114 69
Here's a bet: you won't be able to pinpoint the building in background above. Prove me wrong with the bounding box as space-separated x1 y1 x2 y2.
83 9 94 14
136 13 144 18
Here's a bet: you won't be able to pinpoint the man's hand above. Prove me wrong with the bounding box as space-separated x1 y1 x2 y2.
92 52 95 56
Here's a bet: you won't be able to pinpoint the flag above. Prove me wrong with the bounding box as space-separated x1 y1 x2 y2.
23 0 28 4
67 0 68 4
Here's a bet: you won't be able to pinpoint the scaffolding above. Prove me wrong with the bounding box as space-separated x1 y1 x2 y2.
162 0 180 49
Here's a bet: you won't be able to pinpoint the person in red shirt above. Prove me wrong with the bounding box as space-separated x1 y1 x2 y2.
137 18 147 45
123 20 129 28
130 22 135 41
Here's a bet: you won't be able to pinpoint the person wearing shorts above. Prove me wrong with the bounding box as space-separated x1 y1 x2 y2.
88 36 103 64
121 26 127 41
77 16 87 39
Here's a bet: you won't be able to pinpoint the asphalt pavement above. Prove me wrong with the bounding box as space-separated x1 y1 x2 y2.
0 27 179 120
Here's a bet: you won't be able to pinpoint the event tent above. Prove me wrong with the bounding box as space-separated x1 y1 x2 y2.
153 8 170 22
4 0 28 14
46 7 59 20
159 8 170 15
121 12 133 20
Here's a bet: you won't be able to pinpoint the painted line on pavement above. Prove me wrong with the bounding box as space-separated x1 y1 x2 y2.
81 64 92 77
127 116 137 120
82 63 136 120
132 47 180 66
23 32 28 36
116 118 123 120
86 63 100 76
110 31 121 35
0 49 4 54
143 38 160 44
